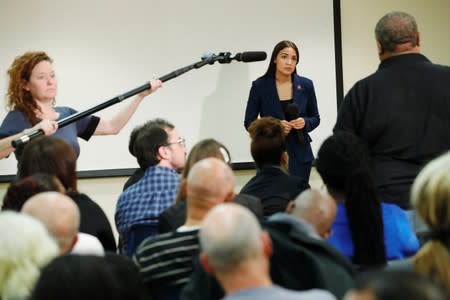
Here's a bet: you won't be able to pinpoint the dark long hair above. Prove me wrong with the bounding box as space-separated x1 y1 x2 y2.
316 132 386 267
262 40 299 78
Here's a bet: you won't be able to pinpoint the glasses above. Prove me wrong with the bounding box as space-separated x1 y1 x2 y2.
164 137 186 148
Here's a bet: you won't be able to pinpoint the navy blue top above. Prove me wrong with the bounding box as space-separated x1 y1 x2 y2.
328 203 420 261
0 107 99 160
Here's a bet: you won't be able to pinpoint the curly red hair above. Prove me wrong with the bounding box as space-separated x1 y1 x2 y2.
7 51 53 124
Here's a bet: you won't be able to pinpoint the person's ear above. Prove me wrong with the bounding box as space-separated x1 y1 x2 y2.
224 190 236 203
66 233 78 254
178 179 188 198
199 252 214 274
416 32 421 47
281 151 289 169
322 228 332 240
157 145 168 160
261 231 273 258
21 79 30 91
377 41 384 55
285 201 296 214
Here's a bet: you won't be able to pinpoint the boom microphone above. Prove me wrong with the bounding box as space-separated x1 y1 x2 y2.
201 51 267 64
234 51 267 62
285 103 305 144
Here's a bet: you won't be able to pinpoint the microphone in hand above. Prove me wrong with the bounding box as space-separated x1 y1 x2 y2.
284 103 305 144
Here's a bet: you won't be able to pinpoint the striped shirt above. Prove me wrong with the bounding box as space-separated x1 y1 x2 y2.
133 228 199 290
115 166 180 254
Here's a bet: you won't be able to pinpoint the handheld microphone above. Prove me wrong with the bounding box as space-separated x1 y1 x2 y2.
284 103 305 144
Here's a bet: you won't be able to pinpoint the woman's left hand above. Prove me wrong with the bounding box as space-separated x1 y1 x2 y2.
139 79 163 97
289 117 305 129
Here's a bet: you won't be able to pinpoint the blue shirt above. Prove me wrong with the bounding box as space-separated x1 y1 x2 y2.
328 203 420 260
115 165 180 253
0 107 99 160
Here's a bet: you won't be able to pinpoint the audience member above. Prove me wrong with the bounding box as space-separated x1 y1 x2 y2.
134 157 235 299
316 132 419 270
284 188 337 239
0 50 162 162
115 118 186 254
334 11 450 209
199 203 336 300
18 136 116 252
181 191 354 300
122 119 179 190
409 152 450 293
344 270 449 300
22 191 104 256
0 211 58 300
31 254 143 300
240 117 309 217
158 138 263 233
1 173 64 211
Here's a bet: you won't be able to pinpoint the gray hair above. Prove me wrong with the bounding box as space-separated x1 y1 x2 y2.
199 203 262 272
375 11 418 52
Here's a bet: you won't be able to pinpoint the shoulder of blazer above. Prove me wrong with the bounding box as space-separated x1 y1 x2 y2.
253 76 275 89
292 74 313 88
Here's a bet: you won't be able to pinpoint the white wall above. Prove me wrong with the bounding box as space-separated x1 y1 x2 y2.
1 0 449 242
340 0 450 94
0 0 337 175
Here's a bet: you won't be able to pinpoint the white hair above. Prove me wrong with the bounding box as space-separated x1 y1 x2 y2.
0 211 59 300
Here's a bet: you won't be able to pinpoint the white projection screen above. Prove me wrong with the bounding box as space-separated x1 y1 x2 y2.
0 0 339 177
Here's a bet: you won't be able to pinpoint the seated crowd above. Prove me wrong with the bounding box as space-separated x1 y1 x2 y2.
0 116 449 300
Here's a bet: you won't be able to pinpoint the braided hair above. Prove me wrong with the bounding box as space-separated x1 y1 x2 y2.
316 131 386 267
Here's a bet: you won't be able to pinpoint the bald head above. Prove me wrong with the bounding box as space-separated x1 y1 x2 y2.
200 203 266 273
288 189 337 239
187 157 235 207
22 191 80 254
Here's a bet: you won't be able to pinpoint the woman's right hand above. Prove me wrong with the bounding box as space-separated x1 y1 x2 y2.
280 120 292 135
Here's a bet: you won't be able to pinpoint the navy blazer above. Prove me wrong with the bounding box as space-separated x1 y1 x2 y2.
244 74 320 164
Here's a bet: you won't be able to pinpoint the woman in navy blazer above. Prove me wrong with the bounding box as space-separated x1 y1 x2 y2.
244 40 320 181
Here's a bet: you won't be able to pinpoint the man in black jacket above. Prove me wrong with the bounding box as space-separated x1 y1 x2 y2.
334 11 450 210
